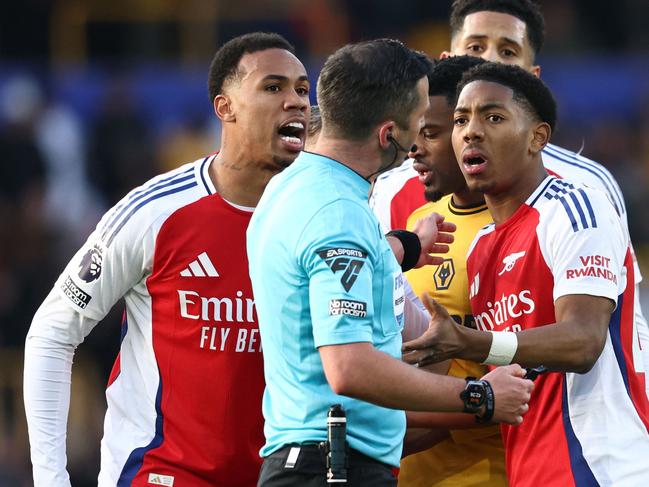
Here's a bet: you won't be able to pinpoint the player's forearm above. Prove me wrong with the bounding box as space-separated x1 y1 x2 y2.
24 334 75 487
321 343 466 413
402 427 451 458
449 318 603 373
442 325 493 364
512 320 606 373
406 410 483 429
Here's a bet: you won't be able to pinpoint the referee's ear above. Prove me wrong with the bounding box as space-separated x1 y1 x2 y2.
378 121 396 151
214 94 236 123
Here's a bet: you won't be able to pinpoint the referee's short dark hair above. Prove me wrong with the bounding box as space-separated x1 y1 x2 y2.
317 39 432 140
449 0 545 58
429 55 486 105
308 105 321 139
208 32 295 102
457 62 557 131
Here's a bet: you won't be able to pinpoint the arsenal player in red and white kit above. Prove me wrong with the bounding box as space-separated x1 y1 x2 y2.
369 1 649 390
24 33 309 487
403 63 649 486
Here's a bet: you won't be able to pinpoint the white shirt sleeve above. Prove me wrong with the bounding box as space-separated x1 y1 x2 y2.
52 208 150 322
368 176 393 234
369 160 418 233
24 197 153 485
401 278 431 342
537 185 628 304
24 288 100 487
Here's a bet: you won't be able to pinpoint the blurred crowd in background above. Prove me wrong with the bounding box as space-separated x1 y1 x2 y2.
1 0 648 485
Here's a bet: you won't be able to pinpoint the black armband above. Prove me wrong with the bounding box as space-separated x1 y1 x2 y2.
386 230 421 272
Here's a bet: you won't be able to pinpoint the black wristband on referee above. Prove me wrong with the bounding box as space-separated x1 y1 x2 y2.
386 230 421 272
476 380 495 424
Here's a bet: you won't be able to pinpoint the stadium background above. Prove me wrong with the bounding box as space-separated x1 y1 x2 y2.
1 0 648 485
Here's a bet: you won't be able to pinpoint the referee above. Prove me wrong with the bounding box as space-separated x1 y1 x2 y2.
247 39 533 486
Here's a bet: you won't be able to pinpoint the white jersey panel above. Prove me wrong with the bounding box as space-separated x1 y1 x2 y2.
52 161 200 323
542 143 642 283
542 143 627 220
533 178 627 303
635 289 649 377
26 156 216 486
401 278 430 342
95 160 212 486
542 144 649 394
98 293 157 487
369 159 418 233
533 177 646 377
531 178 649 484
567 338 649 485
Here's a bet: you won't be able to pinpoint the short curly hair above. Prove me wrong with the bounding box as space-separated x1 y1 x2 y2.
449 0 545 57
428 55 486 105
457 62 556 131
207 32 295 103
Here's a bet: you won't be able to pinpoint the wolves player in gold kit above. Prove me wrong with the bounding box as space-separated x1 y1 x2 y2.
399 56 508 487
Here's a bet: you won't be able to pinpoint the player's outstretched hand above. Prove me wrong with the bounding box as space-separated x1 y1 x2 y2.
481 365 534 425
402 294 463 366
410 213 456 268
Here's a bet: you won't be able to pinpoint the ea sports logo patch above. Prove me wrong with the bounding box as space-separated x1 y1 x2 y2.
78 245 103 283
317 247 367 292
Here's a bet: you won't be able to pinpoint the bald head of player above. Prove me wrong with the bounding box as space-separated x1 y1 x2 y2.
207 32 310 205
443 0 545 77
452 62 556 222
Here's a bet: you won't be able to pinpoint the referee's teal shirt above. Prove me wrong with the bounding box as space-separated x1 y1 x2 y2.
247 151 406 467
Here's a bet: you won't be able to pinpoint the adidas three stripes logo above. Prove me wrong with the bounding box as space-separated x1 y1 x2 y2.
180 252 219 277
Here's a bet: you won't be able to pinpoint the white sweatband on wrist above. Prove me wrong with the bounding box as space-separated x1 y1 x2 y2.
483 331 518 365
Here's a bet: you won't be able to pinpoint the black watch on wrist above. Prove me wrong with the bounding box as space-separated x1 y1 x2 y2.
460 377 486 412
460 377 495 423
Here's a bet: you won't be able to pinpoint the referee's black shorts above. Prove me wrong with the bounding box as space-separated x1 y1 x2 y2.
257 443 397 487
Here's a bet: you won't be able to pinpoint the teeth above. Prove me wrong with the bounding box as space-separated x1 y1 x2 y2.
280 135 302 144
284 121 304 129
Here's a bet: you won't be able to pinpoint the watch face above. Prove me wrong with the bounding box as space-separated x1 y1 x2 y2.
464 381 486 409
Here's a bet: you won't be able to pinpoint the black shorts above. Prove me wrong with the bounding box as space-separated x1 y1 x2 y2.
258 444 397 487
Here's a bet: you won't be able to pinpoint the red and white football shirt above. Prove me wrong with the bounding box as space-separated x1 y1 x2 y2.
370 144 648 388
467 176 649 486
27 156 264 487
369 159 426 233
369 144 630 234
